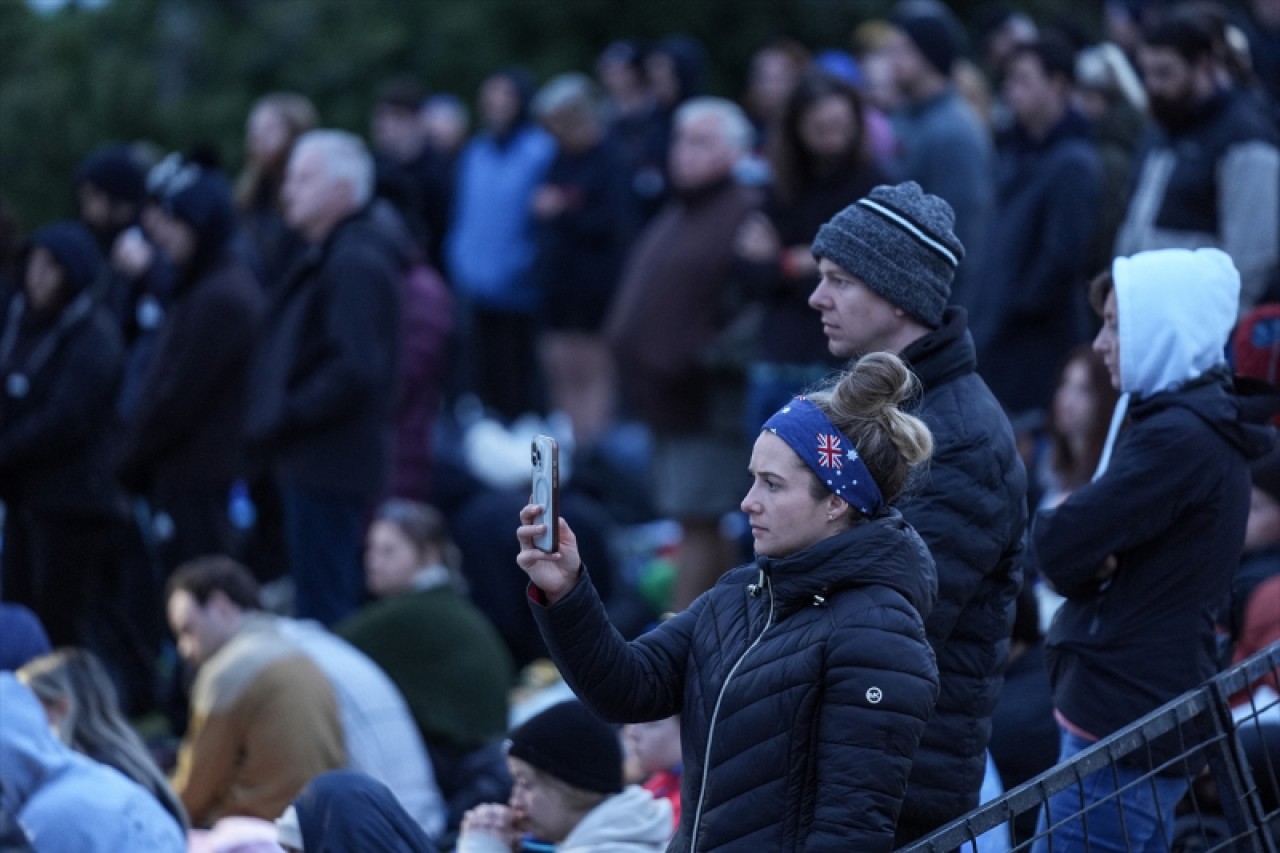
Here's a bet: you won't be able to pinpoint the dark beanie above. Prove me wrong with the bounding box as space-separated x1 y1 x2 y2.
74 145 147 205
151 156 236 258
506 701 623 795
29 220 104 298
811 181 964 328
892 1 963 77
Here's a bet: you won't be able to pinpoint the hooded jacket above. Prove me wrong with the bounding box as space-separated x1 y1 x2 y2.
0 674 185 853
1034 248 1277 758
531 511 939 852
295 770 438 853
0 222 123 513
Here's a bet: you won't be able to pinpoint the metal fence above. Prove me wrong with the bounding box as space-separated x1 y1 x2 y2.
899 640 1280 853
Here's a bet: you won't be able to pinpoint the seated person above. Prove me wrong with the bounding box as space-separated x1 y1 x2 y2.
276 770 439 853
338 500 514 826
457 701 672 852
623 716 682 829
18 647 189 832
0 673 185 852
165 560 345 826
168 556 446 839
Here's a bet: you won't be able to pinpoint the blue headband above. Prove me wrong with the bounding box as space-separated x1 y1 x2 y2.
762 397 884 517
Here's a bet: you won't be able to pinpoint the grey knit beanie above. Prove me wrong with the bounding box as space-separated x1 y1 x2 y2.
811 181 964 328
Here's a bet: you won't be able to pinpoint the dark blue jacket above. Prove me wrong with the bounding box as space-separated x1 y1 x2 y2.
975 109 1102 416
532 510 939 852
296 770 438 853
895 308 1028 839
1035 373 1275 763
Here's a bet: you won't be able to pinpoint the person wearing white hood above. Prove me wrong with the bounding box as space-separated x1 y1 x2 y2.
0 673 186 852
1031 247 1279 852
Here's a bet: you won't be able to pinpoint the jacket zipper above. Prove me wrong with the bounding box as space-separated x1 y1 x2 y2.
688 571 776 851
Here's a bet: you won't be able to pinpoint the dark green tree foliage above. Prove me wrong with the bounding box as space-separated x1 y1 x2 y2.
0 0 1096 231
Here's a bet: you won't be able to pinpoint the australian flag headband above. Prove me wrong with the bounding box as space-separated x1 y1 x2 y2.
762 397 884 517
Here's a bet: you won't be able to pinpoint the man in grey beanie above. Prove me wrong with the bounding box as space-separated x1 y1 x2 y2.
810 181 1028 844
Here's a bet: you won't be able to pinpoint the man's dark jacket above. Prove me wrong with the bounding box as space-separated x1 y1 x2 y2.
244 206 402 498
531 511 940 852
895 307 1028 842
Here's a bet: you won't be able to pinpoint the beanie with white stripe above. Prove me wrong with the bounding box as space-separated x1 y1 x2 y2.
811 181 964 328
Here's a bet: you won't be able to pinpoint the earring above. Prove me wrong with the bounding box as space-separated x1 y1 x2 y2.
827 512 836 521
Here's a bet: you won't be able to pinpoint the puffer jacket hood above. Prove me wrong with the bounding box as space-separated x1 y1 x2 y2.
753 508 938 622
1113 247 1238 397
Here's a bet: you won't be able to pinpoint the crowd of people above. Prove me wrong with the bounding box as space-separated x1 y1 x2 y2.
3 0 1280 849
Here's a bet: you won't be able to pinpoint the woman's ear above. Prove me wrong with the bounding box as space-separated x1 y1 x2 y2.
826 495 850 522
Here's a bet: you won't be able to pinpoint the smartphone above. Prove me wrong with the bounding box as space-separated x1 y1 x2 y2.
530 435 560 553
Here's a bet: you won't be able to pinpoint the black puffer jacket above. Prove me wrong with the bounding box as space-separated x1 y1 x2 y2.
531 510 939 852
895 308 1028 839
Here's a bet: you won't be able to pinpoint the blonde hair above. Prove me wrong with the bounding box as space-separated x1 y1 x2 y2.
19 649 190 831
804 352 933 507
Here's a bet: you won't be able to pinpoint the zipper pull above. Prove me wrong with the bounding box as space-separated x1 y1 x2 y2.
748 567 765 597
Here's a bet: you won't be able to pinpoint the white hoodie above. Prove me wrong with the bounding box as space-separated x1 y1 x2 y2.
1095 248 1240 478
1113 247 1239 396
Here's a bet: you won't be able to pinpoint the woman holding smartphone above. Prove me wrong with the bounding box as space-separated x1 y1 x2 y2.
516 351 940 852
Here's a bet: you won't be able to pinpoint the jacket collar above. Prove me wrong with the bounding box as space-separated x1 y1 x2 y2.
900 306 976 391
752 508 936 622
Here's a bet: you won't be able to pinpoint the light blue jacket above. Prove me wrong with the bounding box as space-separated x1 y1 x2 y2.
445 125 555 312
0 673 185 852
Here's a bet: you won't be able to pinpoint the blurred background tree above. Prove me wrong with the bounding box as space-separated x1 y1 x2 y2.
1 0 1099 230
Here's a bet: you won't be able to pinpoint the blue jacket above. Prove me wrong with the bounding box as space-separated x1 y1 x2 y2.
0 674 184 853
446 125 555 312
531 511 939 852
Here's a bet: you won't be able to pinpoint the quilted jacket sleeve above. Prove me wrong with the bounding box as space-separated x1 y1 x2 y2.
529 568 695 723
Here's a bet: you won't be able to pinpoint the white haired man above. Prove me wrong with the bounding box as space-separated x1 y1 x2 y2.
605 97 761 608
244 130 404 625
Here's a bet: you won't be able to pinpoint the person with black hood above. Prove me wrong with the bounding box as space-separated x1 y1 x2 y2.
1032 248 1278 851
75 144 148 256
244 129 403 626
277 771 439 853
973 34 1102 420
113 155 265 571
75 144 179 388
0 221 124 650
445 68 554 422
515 352 940 851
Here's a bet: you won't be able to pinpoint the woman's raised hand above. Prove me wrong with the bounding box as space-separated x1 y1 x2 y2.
516 504 582 603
